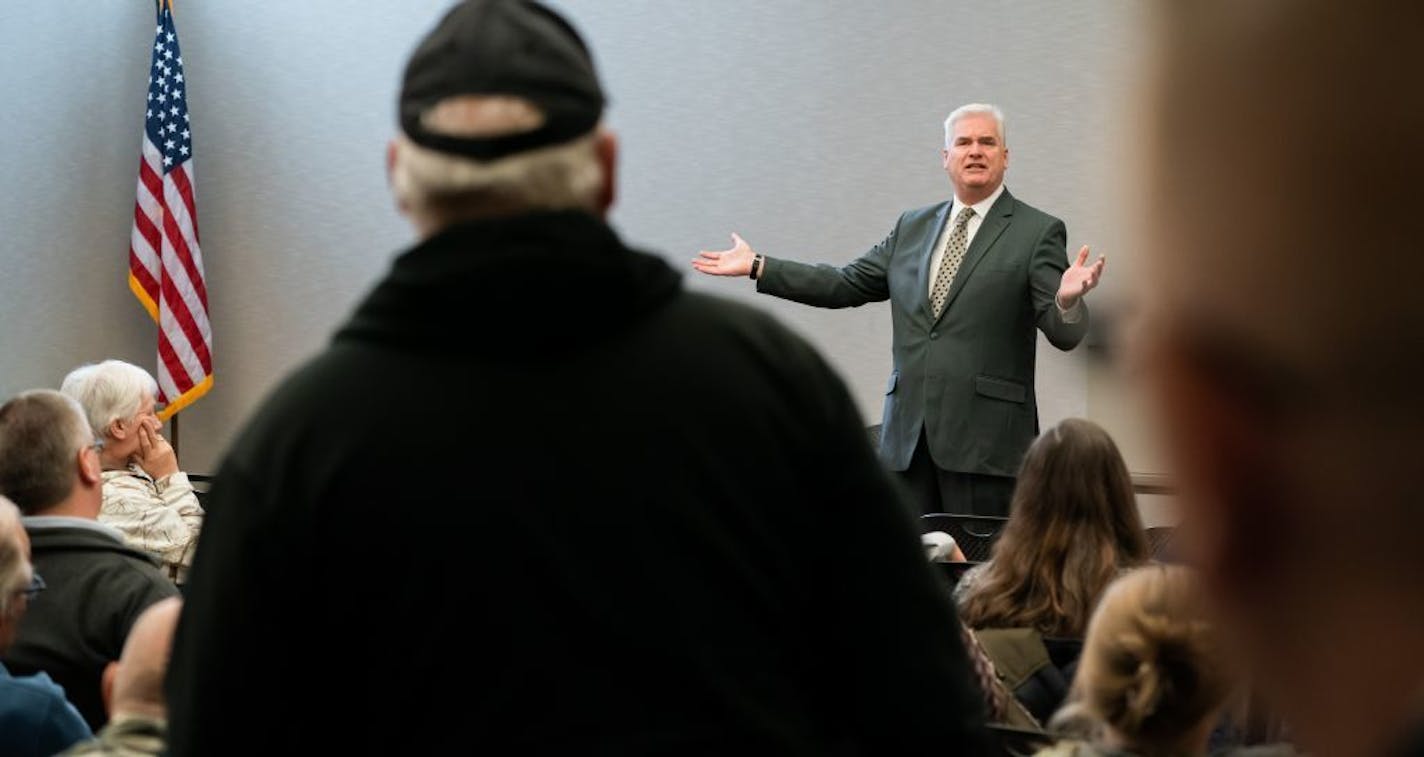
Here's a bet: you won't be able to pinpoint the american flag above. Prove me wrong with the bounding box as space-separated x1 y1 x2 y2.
128 0 211 420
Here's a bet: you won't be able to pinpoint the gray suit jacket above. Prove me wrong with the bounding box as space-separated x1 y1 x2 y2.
756 189 1087 476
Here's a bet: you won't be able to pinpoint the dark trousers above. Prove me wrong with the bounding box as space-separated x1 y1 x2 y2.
896 429 1015 517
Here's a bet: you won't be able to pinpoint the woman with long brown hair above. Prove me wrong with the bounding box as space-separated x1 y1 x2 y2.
957 418 1149 638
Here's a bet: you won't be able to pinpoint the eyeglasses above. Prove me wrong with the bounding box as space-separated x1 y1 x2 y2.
17 572 45 601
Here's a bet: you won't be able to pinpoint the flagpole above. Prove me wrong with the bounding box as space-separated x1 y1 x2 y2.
169 412 181 459
152 0 171 458
155 0 174 461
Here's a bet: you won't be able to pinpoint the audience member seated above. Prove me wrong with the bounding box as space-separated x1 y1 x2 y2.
955 418 1149 726
0 390 179 731
957 418 1148 637
63 598 180 756
1040 566 1295 757
61 361 203 584
0 495 92 756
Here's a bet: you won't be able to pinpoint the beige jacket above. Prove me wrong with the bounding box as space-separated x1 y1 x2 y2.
100 465 203 582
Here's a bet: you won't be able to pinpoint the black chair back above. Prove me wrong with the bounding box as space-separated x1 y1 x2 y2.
921 513 1009 562
932 560 981 591
1041 636 1085 672
190 473 212 511
987 723 1054 757
1145 525 1177 561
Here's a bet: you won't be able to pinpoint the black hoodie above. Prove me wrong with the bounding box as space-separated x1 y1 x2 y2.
168 211 992 756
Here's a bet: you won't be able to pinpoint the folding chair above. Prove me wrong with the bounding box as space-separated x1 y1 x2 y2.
921 513 1009 562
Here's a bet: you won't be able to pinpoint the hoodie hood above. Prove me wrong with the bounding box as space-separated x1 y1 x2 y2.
336 210 682 358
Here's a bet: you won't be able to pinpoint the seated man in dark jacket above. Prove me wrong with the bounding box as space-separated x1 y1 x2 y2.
0 391 178 731
0 494 93 756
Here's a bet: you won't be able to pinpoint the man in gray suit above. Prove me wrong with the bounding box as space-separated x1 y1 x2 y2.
694 104 1104 516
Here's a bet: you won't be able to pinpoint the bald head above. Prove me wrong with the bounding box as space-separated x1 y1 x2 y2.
0 496 26 609
109 598 182 720
0 496 31 653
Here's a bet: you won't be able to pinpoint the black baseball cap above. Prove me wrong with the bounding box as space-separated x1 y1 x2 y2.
399 0 605 161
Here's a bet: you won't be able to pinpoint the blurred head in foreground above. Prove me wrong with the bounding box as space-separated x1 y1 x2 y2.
1140 2 1424 754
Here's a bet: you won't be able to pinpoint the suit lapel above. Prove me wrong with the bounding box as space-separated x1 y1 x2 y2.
932 189 1015 327
917 200 954 321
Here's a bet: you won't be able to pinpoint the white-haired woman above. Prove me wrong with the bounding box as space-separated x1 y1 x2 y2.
60 360 202 583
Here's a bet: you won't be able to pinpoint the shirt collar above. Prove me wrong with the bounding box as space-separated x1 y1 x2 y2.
953 182 1007 220
102 464 155 483
21 515 128 544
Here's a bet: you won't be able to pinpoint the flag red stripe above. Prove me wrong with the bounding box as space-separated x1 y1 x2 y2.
169 165 202 243
132 203 162 256
156 330 194 397
128 248 161 303
157 178 213 374
155 230 213 372
158 276 212 375
166 168 209 307
131 156 164 307
138 158 164 205
161 216 208 314
159 219 210 325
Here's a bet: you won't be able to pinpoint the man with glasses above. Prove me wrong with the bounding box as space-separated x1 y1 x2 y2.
0 390 176 732
0 495 93 755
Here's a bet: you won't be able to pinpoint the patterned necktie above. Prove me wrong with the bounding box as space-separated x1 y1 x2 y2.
930 205 976 318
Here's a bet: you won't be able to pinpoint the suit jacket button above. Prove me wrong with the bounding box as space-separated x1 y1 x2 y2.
930 331 938 339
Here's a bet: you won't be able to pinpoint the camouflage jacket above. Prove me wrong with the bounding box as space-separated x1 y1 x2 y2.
63 715 166 756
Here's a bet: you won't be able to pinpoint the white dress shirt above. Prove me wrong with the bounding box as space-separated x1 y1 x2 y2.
927 183 1007 299
926 183 1082 322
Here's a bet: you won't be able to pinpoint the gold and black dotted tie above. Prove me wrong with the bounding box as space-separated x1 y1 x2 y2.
930 205 975 318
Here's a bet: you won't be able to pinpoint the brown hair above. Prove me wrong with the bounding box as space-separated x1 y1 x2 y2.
958 418 1148 637
1058 566 1233 755
0 390 93 515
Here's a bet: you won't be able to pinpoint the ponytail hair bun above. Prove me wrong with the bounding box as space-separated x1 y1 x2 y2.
1064 566 1233 752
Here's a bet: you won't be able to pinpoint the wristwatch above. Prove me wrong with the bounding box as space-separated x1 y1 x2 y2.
749 254 764 280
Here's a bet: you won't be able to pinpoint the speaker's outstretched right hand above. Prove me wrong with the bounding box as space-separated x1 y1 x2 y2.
692 232 756 277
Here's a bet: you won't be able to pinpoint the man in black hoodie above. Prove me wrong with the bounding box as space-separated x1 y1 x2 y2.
166 2 992 754
0 390 177 732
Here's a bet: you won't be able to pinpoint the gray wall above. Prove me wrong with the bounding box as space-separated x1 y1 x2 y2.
0 1 1149 475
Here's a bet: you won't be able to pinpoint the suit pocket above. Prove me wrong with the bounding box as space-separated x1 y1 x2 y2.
974 375 1026 404
885 371 899 394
